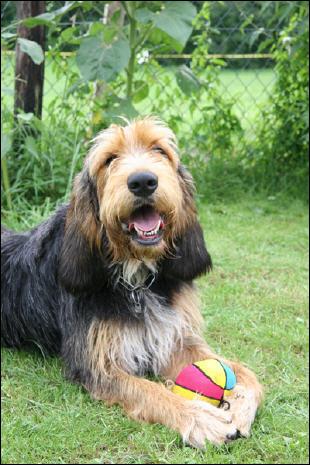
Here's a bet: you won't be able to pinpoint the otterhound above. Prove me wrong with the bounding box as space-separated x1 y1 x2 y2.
1 118 262 447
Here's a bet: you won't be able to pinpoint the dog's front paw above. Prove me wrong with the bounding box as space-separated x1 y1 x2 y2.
179 400 239 448
225 384 259 437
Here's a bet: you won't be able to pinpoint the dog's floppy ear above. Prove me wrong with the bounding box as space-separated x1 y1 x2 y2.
58 171 108 294
161 220 212 281
160 164 212 281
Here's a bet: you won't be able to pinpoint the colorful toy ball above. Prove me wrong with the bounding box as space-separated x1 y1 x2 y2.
172 359 237 407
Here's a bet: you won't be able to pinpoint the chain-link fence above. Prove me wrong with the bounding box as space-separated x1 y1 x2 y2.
1 1 293 129
1 0 308 206
1 1 298 143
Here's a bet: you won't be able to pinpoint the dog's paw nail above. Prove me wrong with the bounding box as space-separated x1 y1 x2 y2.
237 429 250 438
226 430 239 441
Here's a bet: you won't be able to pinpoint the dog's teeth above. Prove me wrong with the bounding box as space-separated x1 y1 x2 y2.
131 219 163 240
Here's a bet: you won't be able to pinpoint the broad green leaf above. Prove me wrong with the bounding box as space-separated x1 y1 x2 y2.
17 38 44 65
105 97 139 121
132 81 149 103
60 27 81 46
135 8 156 24
103 27 119 45
22 2 77 27
110 9 121 24
61 26 77 42
88 22 106 36
117 98 139 119
136 2 196 49
1 133 11 158
176 65 200 95
76 37 130 82
147 27 183 53
88 22 118 44
155 2 196 48
22 12 57 26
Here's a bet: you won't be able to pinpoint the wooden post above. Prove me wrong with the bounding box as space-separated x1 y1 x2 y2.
14 1 45 119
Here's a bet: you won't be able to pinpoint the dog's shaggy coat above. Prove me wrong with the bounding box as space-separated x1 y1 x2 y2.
1 118 263 447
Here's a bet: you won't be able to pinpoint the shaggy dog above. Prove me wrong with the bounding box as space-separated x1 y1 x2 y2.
1 118 262 448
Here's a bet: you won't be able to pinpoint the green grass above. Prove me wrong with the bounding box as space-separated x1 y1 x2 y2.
1 194 309 464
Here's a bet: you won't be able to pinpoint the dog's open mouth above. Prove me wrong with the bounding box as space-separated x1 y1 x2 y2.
124 205 165 246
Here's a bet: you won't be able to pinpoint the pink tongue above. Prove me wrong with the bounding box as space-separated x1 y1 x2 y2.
130 208 160 232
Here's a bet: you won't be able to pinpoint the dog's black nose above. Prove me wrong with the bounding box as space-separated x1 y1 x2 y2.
127 171 158 197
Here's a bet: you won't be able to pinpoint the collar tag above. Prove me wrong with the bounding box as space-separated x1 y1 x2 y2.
118 272 156 315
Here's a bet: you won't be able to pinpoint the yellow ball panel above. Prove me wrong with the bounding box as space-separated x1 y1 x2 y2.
194 359 226 389
172 384 221 406
172 384 195 400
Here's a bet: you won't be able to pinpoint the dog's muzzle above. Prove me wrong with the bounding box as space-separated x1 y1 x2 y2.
127 171 158 198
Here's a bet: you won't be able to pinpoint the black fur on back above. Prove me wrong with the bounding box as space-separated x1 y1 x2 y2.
1 191 212 384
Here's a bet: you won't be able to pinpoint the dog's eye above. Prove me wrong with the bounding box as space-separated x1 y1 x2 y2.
105 154 117 166
152 146 167 157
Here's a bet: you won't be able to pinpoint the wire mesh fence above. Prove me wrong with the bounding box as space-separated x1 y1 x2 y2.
0 1 298 142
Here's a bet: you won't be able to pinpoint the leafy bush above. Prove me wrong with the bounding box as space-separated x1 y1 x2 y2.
204 1 303 60
1 102 88 206
245 2 309 196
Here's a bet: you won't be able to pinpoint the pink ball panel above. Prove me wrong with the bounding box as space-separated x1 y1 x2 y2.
175 364 223 401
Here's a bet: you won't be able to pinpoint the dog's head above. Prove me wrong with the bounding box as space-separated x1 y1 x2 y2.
87 118 195 260
59 117 212 292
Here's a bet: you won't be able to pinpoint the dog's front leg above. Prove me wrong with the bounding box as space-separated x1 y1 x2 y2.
90 371 239 448
165 285 263 438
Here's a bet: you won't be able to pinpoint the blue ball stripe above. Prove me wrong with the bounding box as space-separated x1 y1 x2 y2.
219 361 237 390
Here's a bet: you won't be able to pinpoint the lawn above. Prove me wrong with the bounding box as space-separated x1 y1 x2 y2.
1 194 309 464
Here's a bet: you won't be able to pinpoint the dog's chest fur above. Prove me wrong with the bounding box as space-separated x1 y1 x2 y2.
118 291 185 375
111 260 186 376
